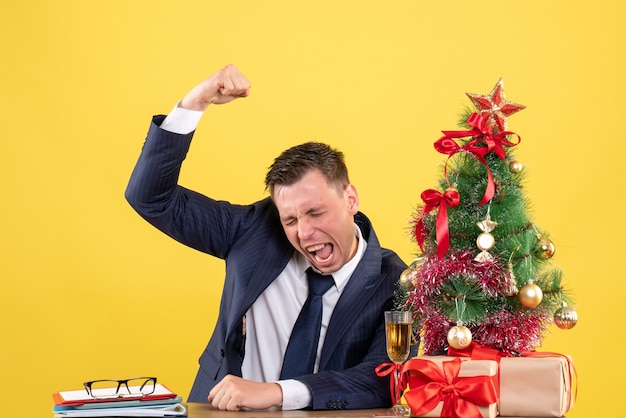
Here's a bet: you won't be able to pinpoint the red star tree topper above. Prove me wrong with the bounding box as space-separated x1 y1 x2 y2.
466 78 526 133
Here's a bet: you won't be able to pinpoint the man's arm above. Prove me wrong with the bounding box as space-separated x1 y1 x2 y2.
208 376 284 411
125 65 252 255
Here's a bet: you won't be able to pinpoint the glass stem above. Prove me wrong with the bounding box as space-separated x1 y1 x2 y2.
395 368 401 406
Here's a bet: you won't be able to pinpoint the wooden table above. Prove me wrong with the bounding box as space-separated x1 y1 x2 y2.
187 402 565 418
186 403 403 417
186 402 564 417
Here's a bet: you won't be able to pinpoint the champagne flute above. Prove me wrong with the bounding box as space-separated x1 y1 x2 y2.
384 310 412 415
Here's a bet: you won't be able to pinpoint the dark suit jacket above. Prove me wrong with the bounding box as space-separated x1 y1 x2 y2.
125 116 407 409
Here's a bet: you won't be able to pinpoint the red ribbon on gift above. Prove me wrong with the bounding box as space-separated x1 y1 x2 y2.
402 357 498 418
434 112 521 206
447 341 507 398
414 187 460 260
375 362 407 405
447 341 508 360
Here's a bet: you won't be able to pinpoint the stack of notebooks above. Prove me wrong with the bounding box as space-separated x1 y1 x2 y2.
52 383 186 417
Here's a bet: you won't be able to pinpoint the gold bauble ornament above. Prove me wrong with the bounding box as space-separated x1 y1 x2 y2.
399 267 418 289
519 281 543 308
509 160 524 173
446 185 459 194
536 237 556 259
447 324 473 349
554 305 578 329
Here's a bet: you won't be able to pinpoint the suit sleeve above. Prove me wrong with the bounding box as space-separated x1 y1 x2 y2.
300 319 393 409
125 116 252 258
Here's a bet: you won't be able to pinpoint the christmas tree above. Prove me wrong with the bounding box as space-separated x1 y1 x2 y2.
399 79 577 356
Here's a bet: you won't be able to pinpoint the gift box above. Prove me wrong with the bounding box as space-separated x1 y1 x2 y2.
409 352 576 417
498 354 575 417
403 356 499 418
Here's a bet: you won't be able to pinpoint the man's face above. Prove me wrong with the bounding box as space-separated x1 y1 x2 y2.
273 169 360 275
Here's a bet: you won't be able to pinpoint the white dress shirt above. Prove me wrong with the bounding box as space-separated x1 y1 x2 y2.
159 104 367 409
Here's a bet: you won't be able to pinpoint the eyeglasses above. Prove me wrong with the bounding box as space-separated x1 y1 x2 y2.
83 377 157 399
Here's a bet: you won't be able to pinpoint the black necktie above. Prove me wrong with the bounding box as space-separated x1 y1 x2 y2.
280 268 335 379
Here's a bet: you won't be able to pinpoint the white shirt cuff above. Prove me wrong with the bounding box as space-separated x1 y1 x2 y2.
159 101 204 135
276 379 312 410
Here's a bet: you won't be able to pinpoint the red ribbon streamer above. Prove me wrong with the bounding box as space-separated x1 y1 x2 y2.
375 362 407 405
402 357 498 418
414 188 460 260
434 112 521 206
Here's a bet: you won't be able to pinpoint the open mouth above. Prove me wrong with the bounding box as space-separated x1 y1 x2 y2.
306 243 334 264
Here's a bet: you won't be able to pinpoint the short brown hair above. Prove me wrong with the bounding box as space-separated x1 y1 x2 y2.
265 142 350 197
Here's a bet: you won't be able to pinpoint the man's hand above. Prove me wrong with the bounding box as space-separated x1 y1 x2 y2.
180 64 251 111
208 375 283 411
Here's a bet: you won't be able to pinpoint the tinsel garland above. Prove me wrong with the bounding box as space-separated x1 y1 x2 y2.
405 249 551 356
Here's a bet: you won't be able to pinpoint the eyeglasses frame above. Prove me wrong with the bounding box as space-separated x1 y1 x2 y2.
83 376 157 399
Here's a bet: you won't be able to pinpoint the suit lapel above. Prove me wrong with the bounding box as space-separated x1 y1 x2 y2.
319 216 385 367
226 227 294 336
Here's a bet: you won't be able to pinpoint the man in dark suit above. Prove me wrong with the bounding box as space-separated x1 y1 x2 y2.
125 64 407 411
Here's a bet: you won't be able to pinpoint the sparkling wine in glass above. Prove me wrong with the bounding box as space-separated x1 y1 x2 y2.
385 310 412 415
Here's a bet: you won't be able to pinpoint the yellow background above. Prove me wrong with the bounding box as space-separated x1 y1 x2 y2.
1 1 622 416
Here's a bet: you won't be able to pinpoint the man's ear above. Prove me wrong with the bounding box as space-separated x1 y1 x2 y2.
344 184 359 214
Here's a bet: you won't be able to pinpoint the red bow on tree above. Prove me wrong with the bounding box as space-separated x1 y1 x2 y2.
434 113 520 206
414 187 460 260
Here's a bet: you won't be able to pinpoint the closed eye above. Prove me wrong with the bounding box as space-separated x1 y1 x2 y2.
280 208 327 226
281 217 297 227
307 207 326 218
